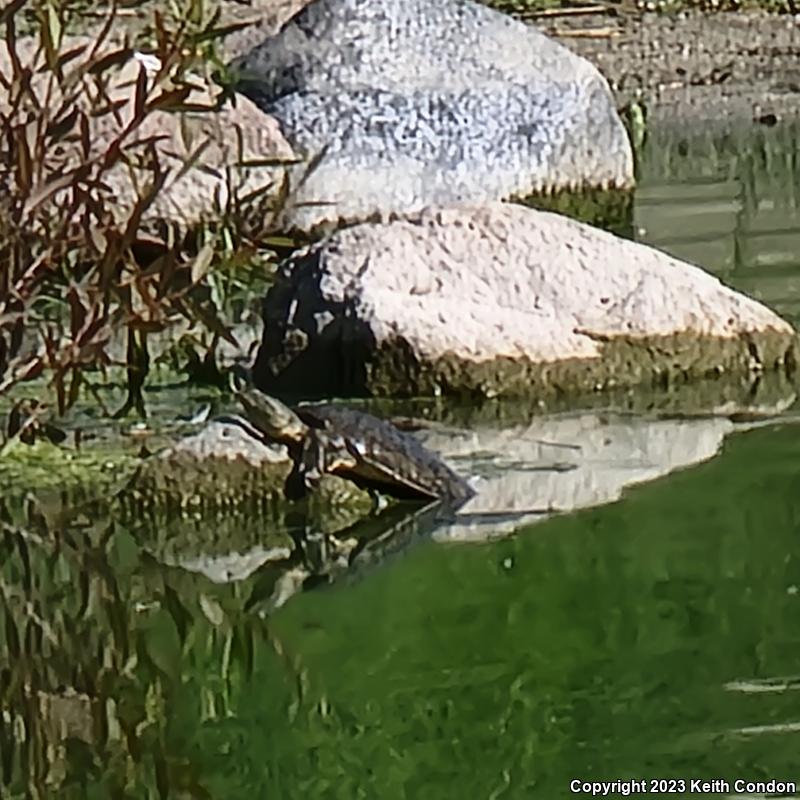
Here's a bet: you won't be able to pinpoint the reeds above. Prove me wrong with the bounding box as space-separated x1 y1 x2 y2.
0 0 295 416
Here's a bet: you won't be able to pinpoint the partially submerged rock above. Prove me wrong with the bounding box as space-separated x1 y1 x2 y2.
6 2 632 239
125 416 373 522
229 0 633 231
254 203 798 398
150 384 800 586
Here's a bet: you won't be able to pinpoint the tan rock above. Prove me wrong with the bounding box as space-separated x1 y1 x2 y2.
255 203 798 397
1 31 295 237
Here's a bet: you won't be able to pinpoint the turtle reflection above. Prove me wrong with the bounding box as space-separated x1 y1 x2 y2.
245 500 454 614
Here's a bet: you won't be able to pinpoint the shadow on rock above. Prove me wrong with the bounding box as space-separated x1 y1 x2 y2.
254 252 377 397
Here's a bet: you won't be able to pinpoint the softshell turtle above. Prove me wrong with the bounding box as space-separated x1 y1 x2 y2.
236 387 474 508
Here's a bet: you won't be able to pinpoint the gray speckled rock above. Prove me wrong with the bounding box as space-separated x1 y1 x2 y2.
254 203 798 398
229 0 633 231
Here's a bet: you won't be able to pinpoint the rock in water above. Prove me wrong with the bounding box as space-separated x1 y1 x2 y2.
254 204 798 398
229 0 634 231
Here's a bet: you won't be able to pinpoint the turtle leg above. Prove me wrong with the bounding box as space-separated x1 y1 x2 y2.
302 435 326 491
284 436 326 500
284 459 308 501
368 489 390 515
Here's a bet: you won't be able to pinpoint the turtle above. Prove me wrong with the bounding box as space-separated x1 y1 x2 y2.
235 387 474 508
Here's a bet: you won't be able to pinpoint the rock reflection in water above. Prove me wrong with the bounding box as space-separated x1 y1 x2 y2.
0 488 459 795
417 396 796 543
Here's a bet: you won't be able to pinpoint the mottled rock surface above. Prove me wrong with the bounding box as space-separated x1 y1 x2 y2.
126 416 372 515
230 0 633 231
255 203 798 398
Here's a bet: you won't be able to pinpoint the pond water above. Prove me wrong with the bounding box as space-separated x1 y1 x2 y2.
2 122 800 798
635 119 800 329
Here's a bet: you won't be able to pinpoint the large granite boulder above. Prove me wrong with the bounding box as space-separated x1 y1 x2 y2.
254 203 798 398
229 0 634 232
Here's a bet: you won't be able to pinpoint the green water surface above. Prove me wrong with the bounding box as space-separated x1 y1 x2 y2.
3 124 800 798
3 421 800 797
253 423 800 799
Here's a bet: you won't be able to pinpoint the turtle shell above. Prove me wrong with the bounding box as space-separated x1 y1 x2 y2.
295 404 474 505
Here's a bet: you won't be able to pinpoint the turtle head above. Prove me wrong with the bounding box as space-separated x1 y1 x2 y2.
236 388 308 444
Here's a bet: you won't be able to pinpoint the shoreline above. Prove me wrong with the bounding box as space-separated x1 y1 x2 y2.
56 2 800 128
545 9 800 126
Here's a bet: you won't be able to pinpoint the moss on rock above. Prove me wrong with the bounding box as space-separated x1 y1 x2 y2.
365 330 798 399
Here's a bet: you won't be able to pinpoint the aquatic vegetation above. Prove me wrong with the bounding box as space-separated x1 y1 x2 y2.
0 490 276 798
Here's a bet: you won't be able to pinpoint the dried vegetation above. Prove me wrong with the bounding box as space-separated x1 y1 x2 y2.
0 0 298 419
